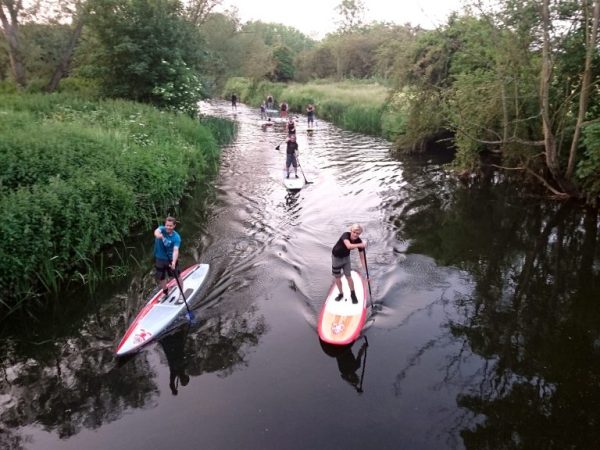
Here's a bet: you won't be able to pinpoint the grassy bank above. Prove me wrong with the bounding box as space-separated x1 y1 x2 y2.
222 78 406 140
0 93 235 310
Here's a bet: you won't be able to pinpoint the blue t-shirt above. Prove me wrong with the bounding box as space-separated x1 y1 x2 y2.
154 226 181 261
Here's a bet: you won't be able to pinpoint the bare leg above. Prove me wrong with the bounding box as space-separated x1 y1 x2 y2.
335 276 343 293
347 275 355 291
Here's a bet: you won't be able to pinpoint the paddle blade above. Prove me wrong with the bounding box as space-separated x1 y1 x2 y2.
186 311 196 324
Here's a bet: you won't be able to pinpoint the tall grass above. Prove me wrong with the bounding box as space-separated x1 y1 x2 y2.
0 92 234 310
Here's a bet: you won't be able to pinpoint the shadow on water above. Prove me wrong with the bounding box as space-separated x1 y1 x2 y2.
320 336 369 394
1 100 599 449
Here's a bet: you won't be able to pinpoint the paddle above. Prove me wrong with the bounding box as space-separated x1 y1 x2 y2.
173 271 195 323
274 138 286 150
363 247 374 309
159 238 195 323
296 156 313 184
356 336 369 394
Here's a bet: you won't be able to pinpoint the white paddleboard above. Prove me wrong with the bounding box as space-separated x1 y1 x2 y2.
283 173 304 190
116 264 209 356
318 270 367 345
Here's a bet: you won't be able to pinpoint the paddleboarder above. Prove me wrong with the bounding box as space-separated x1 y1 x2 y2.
307 104 315 128
286 117 296 135
231 93 237 110
285 134 299 179
280 100 288 118
260 101 267 119
154 216 183 300
331 224 367 304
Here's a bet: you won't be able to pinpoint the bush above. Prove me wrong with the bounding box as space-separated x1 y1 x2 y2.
0 93 234 307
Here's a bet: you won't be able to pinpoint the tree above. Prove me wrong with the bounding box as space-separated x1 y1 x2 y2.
45 1 88 92
85 0 204 115
335 0 366 33
0 0 28 87
184 0 223 26
271 45 294 81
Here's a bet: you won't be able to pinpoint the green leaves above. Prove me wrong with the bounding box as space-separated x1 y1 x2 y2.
83 0 205 115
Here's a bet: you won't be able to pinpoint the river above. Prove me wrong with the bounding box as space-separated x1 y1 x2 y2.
1 101 599 450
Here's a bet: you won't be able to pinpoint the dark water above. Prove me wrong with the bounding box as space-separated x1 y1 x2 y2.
2 101 600 450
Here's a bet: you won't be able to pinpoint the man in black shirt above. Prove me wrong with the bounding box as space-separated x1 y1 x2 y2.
285 134 299 178
331 224 367 304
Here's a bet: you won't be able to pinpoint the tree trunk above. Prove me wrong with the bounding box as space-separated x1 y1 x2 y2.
45 18 84 93
501 80 509 142
540 0 577 197
566 0 600 178
0 1 27 87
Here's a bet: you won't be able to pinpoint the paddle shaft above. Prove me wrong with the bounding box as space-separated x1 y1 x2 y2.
363 248 374 308
159 237 193 319
296 156 313 184
172 270 193 319
357 336 369 393
275 137 287 150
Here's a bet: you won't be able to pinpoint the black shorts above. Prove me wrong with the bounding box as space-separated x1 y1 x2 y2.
155 259 179 281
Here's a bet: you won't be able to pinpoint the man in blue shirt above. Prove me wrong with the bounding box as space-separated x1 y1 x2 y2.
154 216 182 299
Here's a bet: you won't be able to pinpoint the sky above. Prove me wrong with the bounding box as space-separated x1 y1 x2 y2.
217 0 466 39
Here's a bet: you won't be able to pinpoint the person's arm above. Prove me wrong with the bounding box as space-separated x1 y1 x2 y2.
343 238 366 251
171 246 179 269
154 226 164 239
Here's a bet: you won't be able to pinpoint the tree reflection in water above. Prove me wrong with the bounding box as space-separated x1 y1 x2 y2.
392 175 600 448
0 299 266 447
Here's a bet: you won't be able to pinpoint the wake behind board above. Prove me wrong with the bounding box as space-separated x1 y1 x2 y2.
318 270 367 345
283 172 304 190
116 264 209 356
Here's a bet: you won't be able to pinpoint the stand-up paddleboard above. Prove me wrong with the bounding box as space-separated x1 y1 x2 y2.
283 172 304 190
116 264 209 356
318 270 367 345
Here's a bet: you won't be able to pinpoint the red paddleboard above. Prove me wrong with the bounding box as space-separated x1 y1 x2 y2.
318 270 367 345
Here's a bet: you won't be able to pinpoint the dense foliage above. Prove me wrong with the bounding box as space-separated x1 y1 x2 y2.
0 93 234 308
81 0 205 115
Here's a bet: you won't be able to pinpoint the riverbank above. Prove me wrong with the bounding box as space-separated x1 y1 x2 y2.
0 93 235 312
222 78 406 141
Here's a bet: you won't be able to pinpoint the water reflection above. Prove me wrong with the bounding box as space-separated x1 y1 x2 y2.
158 325 191 396
320 337 369 393
392 177 600 447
